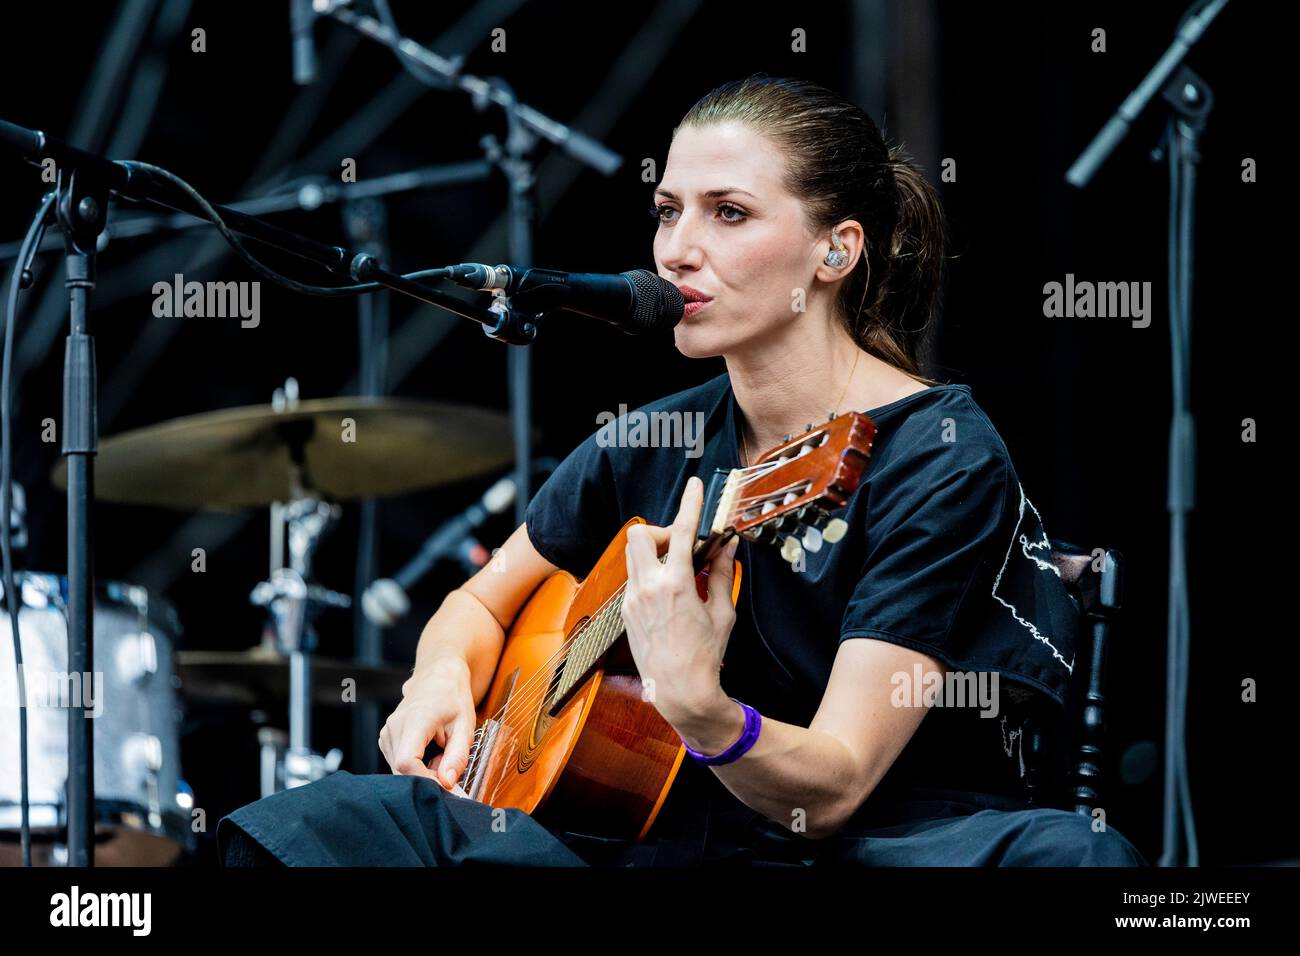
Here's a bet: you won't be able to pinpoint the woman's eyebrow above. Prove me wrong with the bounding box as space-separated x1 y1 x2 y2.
654 187 758 200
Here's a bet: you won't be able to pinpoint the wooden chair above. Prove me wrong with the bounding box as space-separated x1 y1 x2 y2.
1020 540 1124 817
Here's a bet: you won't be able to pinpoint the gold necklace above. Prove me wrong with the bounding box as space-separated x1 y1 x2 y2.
739 350 861 467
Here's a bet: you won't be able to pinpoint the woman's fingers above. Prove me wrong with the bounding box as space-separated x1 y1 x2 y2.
627 478 706 590
706 536 741 624
624 522 658 588
438 714 476 788
637 523 672 548
387 709 442 778
393 739 439 778
667 477 704 578
378 669 478 784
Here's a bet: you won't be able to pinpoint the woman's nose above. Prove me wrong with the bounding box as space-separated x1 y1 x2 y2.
657 211 705 272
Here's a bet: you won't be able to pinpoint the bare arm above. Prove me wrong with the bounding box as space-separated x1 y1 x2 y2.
380 521 560 782
676 639 943 840
408 521 561 706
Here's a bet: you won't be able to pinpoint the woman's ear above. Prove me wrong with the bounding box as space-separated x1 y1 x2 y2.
813 219 866 284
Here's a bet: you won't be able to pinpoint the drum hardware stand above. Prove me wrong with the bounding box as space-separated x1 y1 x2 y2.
250 457 350 793
269 377 301 574
253 726 341 797
257 727 287 798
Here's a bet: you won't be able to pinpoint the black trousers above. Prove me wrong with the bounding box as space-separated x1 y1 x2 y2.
217 770 1148 867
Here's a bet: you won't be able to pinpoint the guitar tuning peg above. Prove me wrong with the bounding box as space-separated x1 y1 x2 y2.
782 433 791 443
804 423 813 431
801 525 824 553
779 535 804 565
821 517 849 544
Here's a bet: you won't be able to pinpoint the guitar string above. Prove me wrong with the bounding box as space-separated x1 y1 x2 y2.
458 453 829 789
460 458 824 790
461 469 827 792
462 553 654 790
461 454 790 771
460 454 801 781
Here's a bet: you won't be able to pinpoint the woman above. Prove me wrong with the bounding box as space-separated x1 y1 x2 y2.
219 75 1146 867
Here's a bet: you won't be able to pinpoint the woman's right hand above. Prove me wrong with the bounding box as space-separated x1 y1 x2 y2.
378 656 477 789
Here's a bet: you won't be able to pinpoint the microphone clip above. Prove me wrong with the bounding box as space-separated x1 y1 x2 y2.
482 289 543 345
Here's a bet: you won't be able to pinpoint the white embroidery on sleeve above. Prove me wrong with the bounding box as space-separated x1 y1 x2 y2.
990 484 1075 674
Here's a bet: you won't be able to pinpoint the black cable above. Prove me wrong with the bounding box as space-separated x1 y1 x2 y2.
3 191 55 867
119 161 451 297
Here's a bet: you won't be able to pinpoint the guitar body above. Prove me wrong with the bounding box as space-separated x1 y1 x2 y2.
468 517 742 841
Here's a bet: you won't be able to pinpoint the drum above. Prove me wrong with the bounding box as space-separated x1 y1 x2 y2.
0 572 192 866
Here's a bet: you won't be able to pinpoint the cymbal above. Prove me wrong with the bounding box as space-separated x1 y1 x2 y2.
50 397 518 509
176 648 409 708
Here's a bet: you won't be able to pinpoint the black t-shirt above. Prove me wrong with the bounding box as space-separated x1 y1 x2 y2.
523 370 1079 840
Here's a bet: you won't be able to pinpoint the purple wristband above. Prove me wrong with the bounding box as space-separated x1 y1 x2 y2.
683 697 762 766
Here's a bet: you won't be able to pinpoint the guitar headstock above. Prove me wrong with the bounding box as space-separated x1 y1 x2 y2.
698 411 875 566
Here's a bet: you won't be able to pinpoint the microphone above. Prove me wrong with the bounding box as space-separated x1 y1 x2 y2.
290 0 318 85
361 475 518 628
441 265 684 334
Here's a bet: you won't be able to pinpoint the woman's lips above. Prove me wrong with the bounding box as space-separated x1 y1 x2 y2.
682 299 713 320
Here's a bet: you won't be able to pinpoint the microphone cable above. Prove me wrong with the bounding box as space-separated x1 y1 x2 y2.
117 160 453 298
2 189 55 867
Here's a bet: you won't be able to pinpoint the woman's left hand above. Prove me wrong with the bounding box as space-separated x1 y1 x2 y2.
621 476 741 727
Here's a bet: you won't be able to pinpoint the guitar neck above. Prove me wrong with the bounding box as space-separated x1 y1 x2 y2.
545 531 729 715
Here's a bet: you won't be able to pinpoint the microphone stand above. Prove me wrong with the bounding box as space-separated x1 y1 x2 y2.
312 0 624 522
343 196 388 775
0 116 555 864
496 80 537 527
1065 0 1228 867
56 163 109 868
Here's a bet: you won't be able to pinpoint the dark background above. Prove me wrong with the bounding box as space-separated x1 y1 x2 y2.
0 1 1284 866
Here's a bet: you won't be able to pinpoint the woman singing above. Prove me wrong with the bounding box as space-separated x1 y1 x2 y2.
219 75 1146 867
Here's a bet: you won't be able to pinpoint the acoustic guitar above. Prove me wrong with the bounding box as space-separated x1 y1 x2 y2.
455 411 876 840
